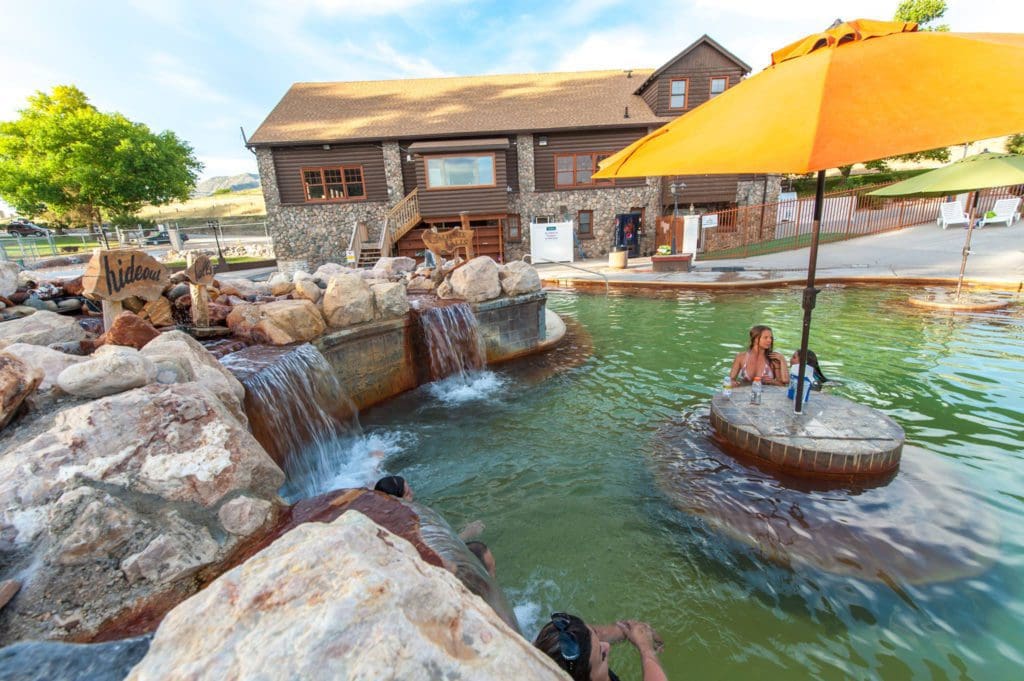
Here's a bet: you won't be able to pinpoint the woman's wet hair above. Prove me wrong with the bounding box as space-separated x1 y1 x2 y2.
793 348 828 382
534 612 592 681
748 325 774 353
373 475 406 498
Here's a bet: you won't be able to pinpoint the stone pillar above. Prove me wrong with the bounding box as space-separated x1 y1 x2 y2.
382 142 405 209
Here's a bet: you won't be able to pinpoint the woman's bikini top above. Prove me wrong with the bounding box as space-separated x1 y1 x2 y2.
739 351 774 381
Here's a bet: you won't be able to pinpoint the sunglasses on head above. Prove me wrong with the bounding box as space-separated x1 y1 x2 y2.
550 612 580 666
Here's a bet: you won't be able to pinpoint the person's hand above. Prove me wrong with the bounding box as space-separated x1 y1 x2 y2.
616 620 664 655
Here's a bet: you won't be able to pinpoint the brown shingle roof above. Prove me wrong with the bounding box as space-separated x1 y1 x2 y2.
248 70 670 146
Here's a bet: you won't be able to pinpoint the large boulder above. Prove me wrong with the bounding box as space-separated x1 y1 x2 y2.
0 354 42 430
499 261 542 296
0 310 87 350
292 278 322 303
370 282 410 320
0 635 153 681
56 345 157 399
125 512 563 681
267 272 294 297
0 263 18 298
140 331 246 423
104 312 160 350
322 272 374 328
312 262 348 286
372 256 416 278
448 256 501 303
214 278 268 300
227 300 325 345
0 343 84 393
0 382 284 643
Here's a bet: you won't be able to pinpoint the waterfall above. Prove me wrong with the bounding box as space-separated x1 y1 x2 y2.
221 343 368 499
412 300 486 382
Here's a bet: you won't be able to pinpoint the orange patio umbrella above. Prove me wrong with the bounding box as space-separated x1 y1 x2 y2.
595 20 1024 413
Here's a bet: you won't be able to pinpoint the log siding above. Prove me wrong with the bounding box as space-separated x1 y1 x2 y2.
534 129 648 192
273 144 388 205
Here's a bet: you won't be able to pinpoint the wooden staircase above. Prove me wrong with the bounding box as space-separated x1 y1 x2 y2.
357 245 381 268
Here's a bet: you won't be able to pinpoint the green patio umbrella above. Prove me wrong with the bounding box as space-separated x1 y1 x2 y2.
869 152 1024 297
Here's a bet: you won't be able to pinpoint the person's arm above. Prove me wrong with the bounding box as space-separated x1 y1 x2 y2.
618 620 668 681
769 351 788 386
591 623 627 644
729 352 744 386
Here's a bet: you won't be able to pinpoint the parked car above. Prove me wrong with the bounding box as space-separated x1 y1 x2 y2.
142 231 189 245
5 221 50 237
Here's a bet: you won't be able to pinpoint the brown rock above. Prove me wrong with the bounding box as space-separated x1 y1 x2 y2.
8 291 29 305
0 354 43 429
62 276 84 296
106 312 160 350
0 579 20 611
208 303 232 324
122 296 146 313
139 297 174 327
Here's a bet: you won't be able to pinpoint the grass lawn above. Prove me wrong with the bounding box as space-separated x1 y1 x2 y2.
137 188 266 223
702 231 849 259
163 255 271 269
0 235 105 258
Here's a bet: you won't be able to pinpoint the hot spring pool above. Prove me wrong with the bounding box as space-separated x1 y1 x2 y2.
308 285 1024 680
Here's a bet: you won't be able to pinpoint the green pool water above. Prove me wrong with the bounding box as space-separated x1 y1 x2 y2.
357 285 1024 680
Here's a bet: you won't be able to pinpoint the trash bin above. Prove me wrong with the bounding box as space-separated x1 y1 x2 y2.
608 248 628 269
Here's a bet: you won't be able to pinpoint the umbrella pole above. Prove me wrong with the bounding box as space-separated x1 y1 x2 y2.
794 170 825 415
955 191 981 300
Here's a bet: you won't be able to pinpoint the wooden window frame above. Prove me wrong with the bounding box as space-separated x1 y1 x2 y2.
301 165 367 203
709 76 729 99
553 152 616 189
669 78 689 109
423 152 498 191
577 209 594 240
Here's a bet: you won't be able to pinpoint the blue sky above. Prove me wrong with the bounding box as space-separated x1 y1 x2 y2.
0 0 1019 187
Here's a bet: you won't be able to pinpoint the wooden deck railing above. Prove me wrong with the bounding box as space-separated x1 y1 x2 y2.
698 182 1023 260
379 188 421 255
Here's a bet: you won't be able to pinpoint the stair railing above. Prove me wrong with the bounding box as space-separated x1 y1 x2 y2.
378 188 421 255
347 221 370 268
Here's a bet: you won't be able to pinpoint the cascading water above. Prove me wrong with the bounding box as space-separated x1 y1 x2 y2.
413 300 486 381
222 343 383 500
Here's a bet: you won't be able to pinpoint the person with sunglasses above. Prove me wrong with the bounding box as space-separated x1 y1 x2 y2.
534 612 667 681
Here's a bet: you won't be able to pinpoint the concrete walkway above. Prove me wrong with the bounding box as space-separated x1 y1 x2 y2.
534 220 1024 290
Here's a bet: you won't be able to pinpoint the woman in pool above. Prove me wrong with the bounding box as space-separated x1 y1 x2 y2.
729 324 788 387
534 612 667 681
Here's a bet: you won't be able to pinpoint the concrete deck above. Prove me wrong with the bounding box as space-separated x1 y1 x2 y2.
711 386 905 478
535 220 1024 290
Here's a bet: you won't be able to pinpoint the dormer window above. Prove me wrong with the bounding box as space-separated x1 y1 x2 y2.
669 78 689 109
709 77 728 99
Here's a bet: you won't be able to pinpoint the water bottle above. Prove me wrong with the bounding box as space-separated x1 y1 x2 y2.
750 377 763 405
722 375 732 398
787 364 799 399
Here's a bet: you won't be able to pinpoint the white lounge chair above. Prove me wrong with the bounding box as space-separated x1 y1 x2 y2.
980 197 1021 227
937 201 969 229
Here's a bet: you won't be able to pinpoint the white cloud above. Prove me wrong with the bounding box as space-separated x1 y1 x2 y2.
0 58 64 120
148 53 229 103
197 154 258 181
555 28 674 72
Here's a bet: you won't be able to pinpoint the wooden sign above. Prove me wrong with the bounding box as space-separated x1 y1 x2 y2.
83 249 169 302
83 249 170 330
421 214 476 272
184 253 214 286
186 252 211 329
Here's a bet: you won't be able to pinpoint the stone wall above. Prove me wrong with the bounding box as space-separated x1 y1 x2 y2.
314 292 548 410
508 180 662 261
257 148 390 270
472 291 546 363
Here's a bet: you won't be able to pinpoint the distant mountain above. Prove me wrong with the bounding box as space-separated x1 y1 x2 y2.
192 173 260 197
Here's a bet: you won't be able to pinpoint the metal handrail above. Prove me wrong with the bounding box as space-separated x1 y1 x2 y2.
523 254 609 295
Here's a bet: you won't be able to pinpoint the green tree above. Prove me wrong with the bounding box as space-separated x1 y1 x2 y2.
894 0 949 31
1006 134 1024 155
0 85 202 226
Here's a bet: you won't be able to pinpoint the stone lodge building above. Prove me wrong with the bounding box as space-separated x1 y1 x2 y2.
248 35 781 269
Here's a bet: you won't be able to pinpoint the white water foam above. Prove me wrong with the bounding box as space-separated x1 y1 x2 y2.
425 370 507 405
283 430 410 501
505 575 565 641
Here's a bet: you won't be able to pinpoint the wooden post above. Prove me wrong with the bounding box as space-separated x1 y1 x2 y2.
185 252 214 329
101 300 124 331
